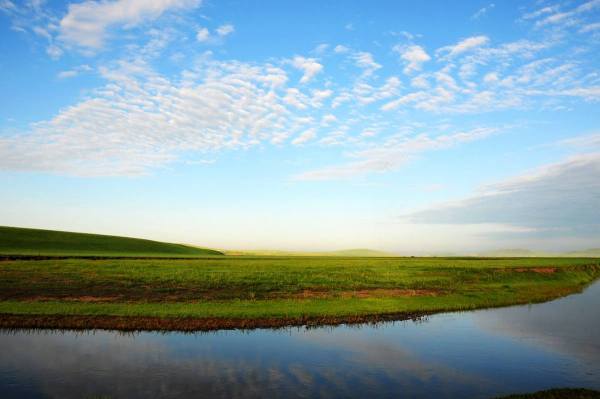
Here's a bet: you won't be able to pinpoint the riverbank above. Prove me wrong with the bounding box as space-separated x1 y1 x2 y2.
0 256 598 331
496 388 600 398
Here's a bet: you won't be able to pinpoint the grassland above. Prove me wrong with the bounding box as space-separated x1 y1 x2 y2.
1 254 598 331
0 226 223 257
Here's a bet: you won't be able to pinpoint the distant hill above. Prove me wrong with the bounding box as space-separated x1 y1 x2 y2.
478 248 600 258
225 248 396 257
565 248 600 257
478 249 545 257
0 226 223 257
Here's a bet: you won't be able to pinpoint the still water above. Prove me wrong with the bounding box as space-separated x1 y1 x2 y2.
1 281 599 399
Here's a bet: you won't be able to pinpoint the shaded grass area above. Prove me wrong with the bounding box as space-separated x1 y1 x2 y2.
0 226 222 257
495 388 600 399
0 256 598 330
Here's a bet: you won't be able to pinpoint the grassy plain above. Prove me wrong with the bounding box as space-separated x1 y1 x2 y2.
0 255 598 330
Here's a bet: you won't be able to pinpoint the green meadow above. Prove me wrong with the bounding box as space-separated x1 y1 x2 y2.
0 226 599 329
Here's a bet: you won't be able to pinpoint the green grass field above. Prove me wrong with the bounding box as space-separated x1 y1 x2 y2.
1 255 598 329
1 226 599 330
0 226 223 257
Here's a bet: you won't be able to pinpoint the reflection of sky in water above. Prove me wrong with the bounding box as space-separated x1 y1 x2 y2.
1 281 599 399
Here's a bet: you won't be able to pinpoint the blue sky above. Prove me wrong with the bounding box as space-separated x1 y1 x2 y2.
0 0 599 253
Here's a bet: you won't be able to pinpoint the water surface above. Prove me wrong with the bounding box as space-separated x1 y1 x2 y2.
1 282 599 398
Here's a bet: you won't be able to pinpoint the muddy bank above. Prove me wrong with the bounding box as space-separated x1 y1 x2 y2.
0 312 432 333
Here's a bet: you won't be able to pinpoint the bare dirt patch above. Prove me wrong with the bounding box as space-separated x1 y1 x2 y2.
514 268 557 274
25 296 121 303
287 288 440 299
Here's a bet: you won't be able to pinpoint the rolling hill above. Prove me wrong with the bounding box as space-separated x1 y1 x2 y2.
0 226 223 257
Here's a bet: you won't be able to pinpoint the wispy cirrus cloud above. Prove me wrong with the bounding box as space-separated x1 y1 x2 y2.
57 64 93 79
472 3 495 20
436 35 489 58
294 127 498 180
522 0 600 30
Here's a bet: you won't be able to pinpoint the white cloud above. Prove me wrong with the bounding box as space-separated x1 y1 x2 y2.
404 153 600 235
196 27 210 42
283 88 309 109
292 129 316 145
311 89 333 107
526 0 600 29
437 35 489 58
472 3 495 19
216 23 234 37
314 43 329 54
195 24 235 44
559 132 600 149
333 44 349 54
0 58 315 176
548 87 600 100
352 77 402 105
291 56 323 83
381 92 427 111
0 0 16 12
46 44 63 59
352 51 381 76
360 129 377 137
522 5 559 20
321 114 337 125
58 0 201 49
483 72 499 83
411 75 429 89
579 22 600 33
57 64 93 79
295 127 497 180
394 45 430 74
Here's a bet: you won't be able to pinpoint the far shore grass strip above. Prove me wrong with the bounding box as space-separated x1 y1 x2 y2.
0 256 598 329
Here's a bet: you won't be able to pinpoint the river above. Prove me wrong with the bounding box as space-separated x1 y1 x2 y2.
1 281 599 398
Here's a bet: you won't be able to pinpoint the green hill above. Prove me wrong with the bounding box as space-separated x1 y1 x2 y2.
0 226 223 257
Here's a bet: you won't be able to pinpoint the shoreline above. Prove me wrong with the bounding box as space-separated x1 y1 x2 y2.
0 312 432 333
1 283 595 333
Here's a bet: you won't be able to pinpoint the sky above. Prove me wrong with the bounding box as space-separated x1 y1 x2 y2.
0 0 599 254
